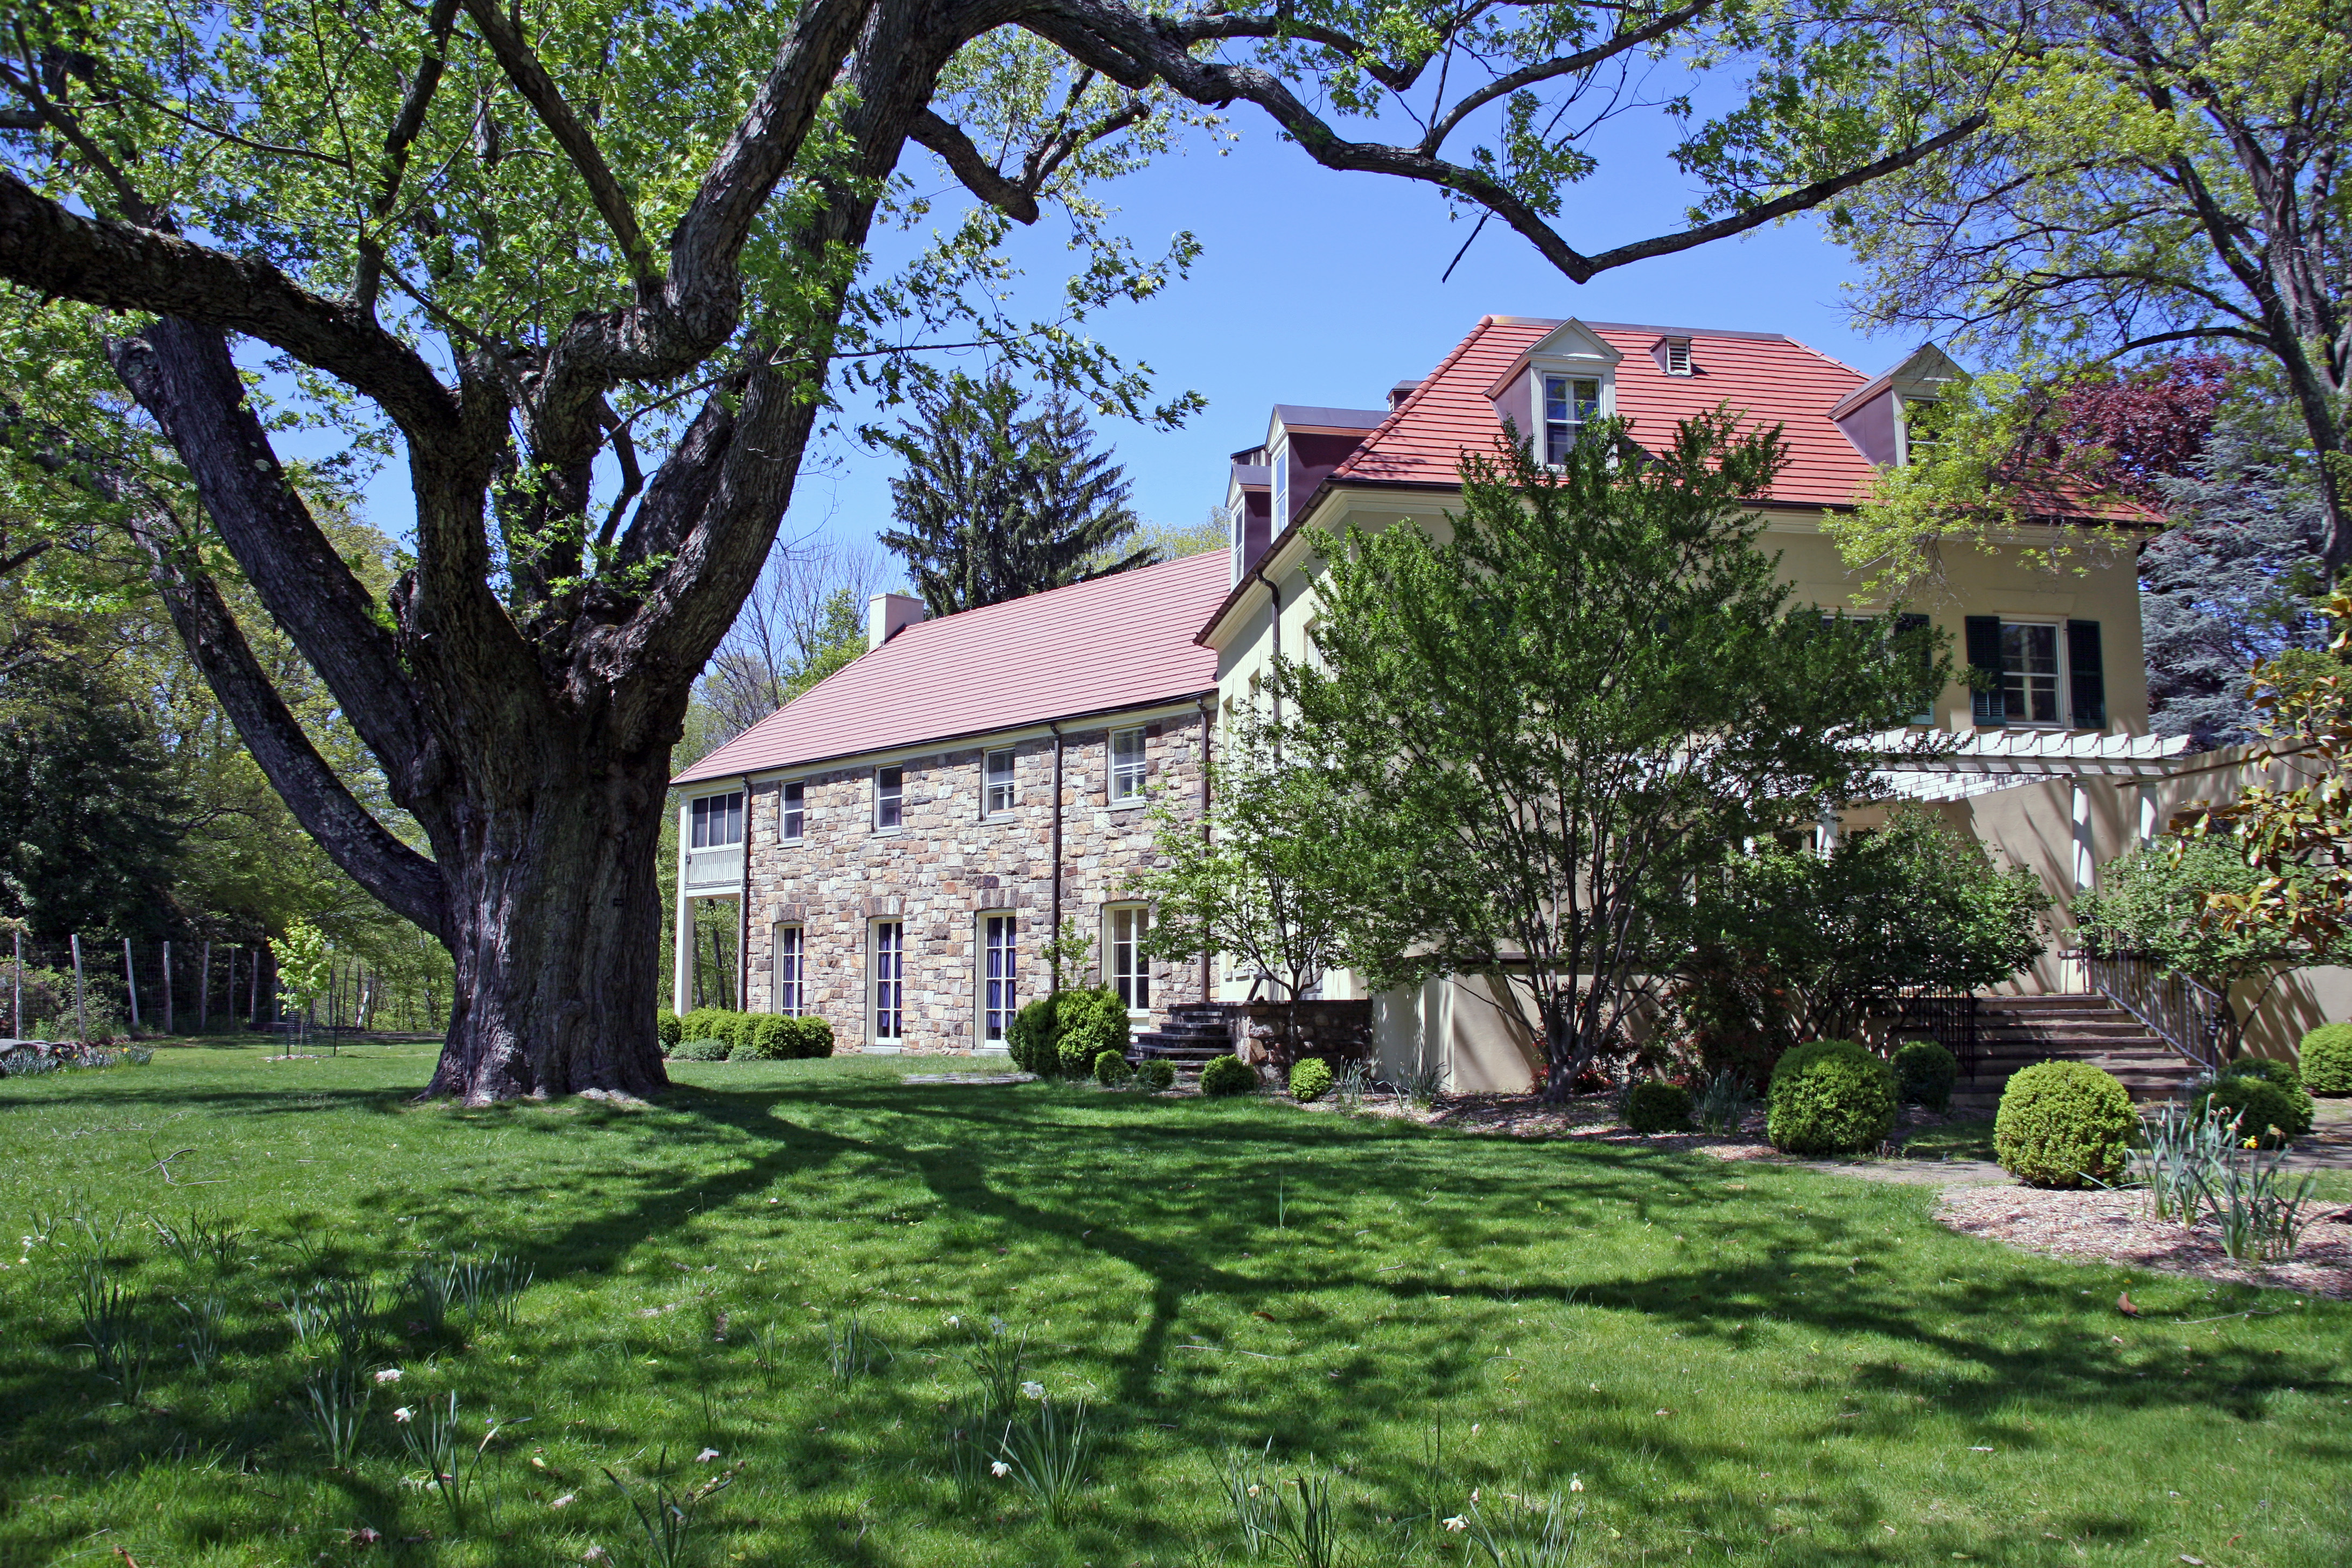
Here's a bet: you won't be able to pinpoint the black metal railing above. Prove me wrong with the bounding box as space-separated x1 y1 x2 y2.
1887 990 1982 1079
2080 950 2231 1074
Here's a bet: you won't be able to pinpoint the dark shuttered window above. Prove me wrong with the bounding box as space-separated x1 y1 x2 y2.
2067 620 2106 730
1964 616 2004 726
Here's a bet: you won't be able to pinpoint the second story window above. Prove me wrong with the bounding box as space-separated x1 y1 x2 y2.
2001 622 2062 725
1110 729 1147 803
780 782 804 842
984 750 1017 816
690 791 744 848
876 766 903 830
1543 375 1600 464
1965 616 2103 729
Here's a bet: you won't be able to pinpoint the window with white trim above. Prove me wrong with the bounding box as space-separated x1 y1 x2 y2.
1107 905 1150 1012
1110 728 1147 803
779 781 804 842
981 914 1017 1045
875 766 903 830
690 791 744 848
1542 375 1601 465
773 924 804 1016
984 750 1017 816
1965 616 2105 730
872 921 904 1041
2000 622 2062 725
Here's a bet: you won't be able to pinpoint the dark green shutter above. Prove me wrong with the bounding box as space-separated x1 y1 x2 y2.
2068 619 2105 730
1964 615 2004 726
1895 613 1934 723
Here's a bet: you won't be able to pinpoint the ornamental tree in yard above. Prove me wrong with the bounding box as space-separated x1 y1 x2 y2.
0 0 1998 1101
1681 807 2048 1052
1279 416 1948 1100
1131 709 1382 1062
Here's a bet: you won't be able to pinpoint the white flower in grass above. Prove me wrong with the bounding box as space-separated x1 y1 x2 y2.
551 1493 576 1509
1443 1516 1469 1532
990 1461 1010 1478
393 1407 414 1424
947 1315 961 1327
583 1548 609 1563
1246 1485 1262 1498
1570 1478 1584 1493
696 1448 720 1463
1020 1381 1045 1401
374 1368 403 1384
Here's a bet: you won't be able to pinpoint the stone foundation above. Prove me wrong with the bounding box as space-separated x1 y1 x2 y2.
1235 1000 1375 1070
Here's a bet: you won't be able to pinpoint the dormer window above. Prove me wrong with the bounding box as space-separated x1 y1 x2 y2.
1543 375 1601 464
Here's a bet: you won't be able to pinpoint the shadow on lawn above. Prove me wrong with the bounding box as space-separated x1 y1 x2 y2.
6 1069 2346 1565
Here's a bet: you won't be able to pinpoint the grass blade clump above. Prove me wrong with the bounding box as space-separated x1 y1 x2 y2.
176 1291 227 1372
1465 1491 1581 1567
823 1311 889 1386
997 1393 1093 1527
396 1391 512 1530
2208 1143 2320 1262
606 1456 737 1568
76 1278 155 1402
447 1249 533 1328
959 1315 1028 1413
153 1208 247 1275
2132 1101 2234 1222
300 1363 370 1467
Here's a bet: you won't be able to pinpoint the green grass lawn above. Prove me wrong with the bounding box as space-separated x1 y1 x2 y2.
2 1043 2346 1567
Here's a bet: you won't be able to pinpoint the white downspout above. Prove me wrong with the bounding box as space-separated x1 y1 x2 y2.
673 798 695 1014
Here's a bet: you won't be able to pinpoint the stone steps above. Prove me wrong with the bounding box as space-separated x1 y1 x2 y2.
1131 1002 1237 1070
1947 995 2201 1111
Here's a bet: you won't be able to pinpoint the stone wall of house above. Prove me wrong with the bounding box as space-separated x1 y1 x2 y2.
736 708 1210 1053
1234 1000 1376 1069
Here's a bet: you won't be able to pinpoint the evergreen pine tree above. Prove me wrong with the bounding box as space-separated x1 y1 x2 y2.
879 376 1156 615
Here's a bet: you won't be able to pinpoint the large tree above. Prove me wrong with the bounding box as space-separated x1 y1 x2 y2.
1835 0 2352 575
880 375 1151 615
1280 416 1947 1098
0 0 1999 1101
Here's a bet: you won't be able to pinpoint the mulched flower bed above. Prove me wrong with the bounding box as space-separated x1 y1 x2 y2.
1937 1183 2352 1299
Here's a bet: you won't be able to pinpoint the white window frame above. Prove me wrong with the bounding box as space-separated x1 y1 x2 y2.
1538 372 1606 466
1105 904 1151 1015
779 781 805 843
870 919 905 1048
1896 396 1937 467
1270 437 1290 527
1109 728 1148 804
689 790 744 849
983 749 1018 817
1998 617 2069 729
874 766 904 831
772 923 805 1016
979 912 1018 1049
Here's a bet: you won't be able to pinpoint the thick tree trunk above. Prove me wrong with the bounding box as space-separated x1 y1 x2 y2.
421 742 674 1103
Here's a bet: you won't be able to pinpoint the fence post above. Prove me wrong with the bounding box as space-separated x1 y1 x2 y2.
9 928 19 1039
123 937 140 1029
163 941 175 1037
71 933 87 1041
199 941 211 1032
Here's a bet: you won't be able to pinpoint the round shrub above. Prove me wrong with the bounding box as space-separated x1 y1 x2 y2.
1290 1058 1335 1103
1056 988 1131 1076
656 1010 683 1051
725 1016 793 1061
1094 1049 1132 1087
671 1037 730 1062
1767 1039 1897 1155
2193 1074 2312 1147
1005 996 1062 1075
790 1014 836 1059
1994 1060 2136 1186
2216 1057 2314 1136
1136 1059 1177 1091
1199 1054 1259 1097
1892 1040 1958 1111
1623 1077 1693 1134
2300 1023 2352 1096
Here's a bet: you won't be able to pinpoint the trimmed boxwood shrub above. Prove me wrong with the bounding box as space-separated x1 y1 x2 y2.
1136 1059 1177 1091
1994 1060 2136 1186
1094 1049 1132 1087
656 1010 683 1050
1767 1039 1897 1155
1624 1077 1692 1134
2193 1074 2312 1147
671 1037 730 1062
2301 1023 2352 1096
1056 988 1130 1076
1199 1054 1258 1096
725 1016 793 1061
1892 1040 1958 1112
790 1014 836 1059
1006 996 1062 1075
1290 1058 1335 1103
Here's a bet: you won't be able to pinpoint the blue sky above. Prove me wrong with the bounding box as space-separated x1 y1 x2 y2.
331 105 1915 582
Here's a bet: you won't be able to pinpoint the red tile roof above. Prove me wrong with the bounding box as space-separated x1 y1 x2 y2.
1332 316 1878 505
672 550 1228 786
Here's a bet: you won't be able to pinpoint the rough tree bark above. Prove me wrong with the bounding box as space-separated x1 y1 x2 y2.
0 0 1990 1101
